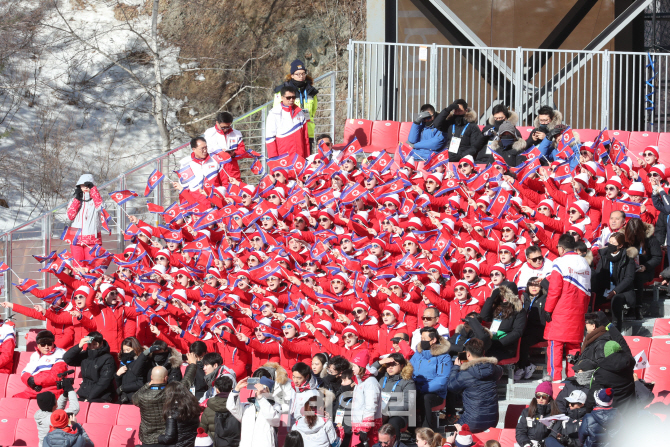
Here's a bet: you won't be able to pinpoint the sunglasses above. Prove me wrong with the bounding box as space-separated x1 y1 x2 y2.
528 282 541 288
382 313 395 318
371 244 380 249
382 220 391 225
491 272 503 277
332 280 344 285
274 173 283 177
462 269 476 274
294 218 304 224
260 216 273 221
475 228 484 233
538 206 549 212
605 186 617 192
321 141 333 147
156 257 167 261
319 217 330 222
454 287 467 292
402 242 414 247
535 393 550 399
254 327 263 332
384 203 396 208
268 195 278 200
568 209 579 214
304 261 315 266
422 316 436 320
38 341 54 347
199 301 209 307
252 237 262 242
281 324 295 330
385 362 399 367
529 256 543 262
580 151 590 156
499 250 511 255
650 172 661 177
390 285 402 290
344 333 356 339
502 228 514 233
284 96 296 100
567 231 579 236
644 152 656 157
177 274 186 279
354 308 367 314
459 163 470 168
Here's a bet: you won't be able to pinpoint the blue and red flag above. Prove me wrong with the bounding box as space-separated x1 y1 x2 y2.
13 278 38 294
33 251 57 264
60 226 81 245
109 190 138 205
144 169 165 197
175 165 195 184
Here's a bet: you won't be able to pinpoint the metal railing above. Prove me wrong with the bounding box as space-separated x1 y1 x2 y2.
0 71 338 326
348 41 668 132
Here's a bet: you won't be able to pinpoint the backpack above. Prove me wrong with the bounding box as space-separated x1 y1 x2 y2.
214 411 230 447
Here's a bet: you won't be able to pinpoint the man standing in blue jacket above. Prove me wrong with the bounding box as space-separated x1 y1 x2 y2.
408 104 447 162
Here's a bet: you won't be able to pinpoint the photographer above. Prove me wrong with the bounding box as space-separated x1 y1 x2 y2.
65 173 103 264
16 330 68 399
116 336 148 404
141 339 183 384
34 388 80 447
133 352 198 445
525 106 563 152
63 331 116 402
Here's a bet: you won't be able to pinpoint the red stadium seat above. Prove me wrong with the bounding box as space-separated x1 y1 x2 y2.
0 418 18 446
475 427 501 443
26 399 40 419
70 401 89 424
643 365 670 396
649 339 670 364
398 122 413 144
519 127 535 140
657 133 670 166
362 120 401 153
73 377 83 390
24 328 42 352
628 131 660 152
652 318 670 337
0 398 29 419
499 428 517 447
552 382 566 398
624 336 652 378
180 364 187 376
87 402 120 423
573 129 600 143
109 425 140 447
504 404 527 428
0 373 9 398
336 119 373 148
13 351 32 374
610 130 630 147
82 423 112 447
73 367 82 378
13 418 39 446
116 404 141 425
5 375 26 399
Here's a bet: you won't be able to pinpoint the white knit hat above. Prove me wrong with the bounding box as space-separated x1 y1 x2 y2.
194 428 213 446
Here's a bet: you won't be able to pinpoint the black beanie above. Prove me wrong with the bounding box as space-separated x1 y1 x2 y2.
37 391 57 412
290 60 306 74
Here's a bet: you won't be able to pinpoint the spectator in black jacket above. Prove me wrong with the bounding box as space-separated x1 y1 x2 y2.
624 218 662 319
447 313 492 356
545 390 587 447
593 232 637 331
579 312 627 366
189 341 209 400
200 376 241 447
486 122 528 167
432 99 486 162
525 106 563 149
478 104 522 164
143 340 183 384
62 331 115 403
157 378 204 447
516 381 560 447
116 336 148 404
480 283 526 361
586 341 636 412
515 277 548 381
447 338 502 433
651 177 670 266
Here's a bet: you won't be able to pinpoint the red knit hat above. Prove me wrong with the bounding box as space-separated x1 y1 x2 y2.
50 409 69 429
351 349 370 368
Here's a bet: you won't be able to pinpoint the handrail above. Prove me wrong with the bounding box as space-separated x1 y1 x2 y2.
0 71 339 240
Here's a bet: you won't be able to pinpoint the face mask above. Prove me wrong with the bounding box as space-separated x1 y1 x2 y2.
494 119 505 128
293 80 307 89
153 353 168 364
339 384 353 393
420 340 432 351
575 370 595 386
120 352 135 364
501 137 515 147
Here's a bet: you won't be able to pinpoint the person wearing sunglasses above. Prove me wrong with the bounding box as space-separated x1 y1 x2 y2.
456 155 477 179
445 281 482 334
204 111 255 186
14 330 69 399
515 277 550 381
516 245 553 292
575 175 624 228
376 353 416 437
515 381 560 447
410 308 448 350
354 303 408 356
233 318 282 373
479 276 525 363
637 145 660 170
408 103 447 162
266 84 310 159
432 99 486 163
66 173 103 265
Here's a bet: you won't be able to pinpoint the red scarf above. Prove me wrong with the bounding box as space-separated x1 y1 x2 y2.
215 124 232 136
281 103 301 119
355 370 372 384
292 379 313 393
49 425 77 434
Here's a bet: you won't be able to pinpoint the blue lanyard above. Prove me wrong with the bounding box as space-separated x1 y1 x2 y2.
382 376 400 392
455 334 471 345
452 123 469 138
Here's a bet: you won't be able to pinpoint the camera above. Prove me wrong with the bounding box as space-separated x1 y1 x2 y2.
56 370 75 390
566 352 580 365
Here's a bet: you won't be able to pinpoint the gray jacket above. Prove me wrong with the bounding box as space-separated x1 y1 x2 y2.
35 391 80 447
43 422 92 447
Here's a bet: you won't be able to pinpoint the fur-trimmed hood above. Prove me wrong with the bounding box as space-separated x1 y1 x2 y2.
533 109 563 130
400 363 414 380
446 108 478 124
497 285 524 313
488 110 519 126
416 336 451 356
261 361 289 385
644 222 655 238
584 250 594 266
167 347 182 368
490 137 527 154
626 246 639 259
459 355 498 371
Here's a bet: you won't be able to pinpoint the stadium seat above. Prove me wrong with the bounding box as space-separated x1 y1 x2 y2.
0 373 9 398
643 365 670 396
0 417 18 446
87 402 120 423
552 382 566 398
398 122 413 144
180 364 187 376
337 119 374 148
574 129 600 142
24 328 41 352
13 418 39 446
657 133 670 166
13 351 31 374
26 399 40 419
504 404 527 428
0 398 29 419
499 427 517 447
366 120 401 152
649 338 670 364
5 375 26 399
624 336 652 378
109 425 140 447
82 423 113 447
116 404 141 425
74 377 83 390
73 366 81 378
70 401 89 424
519 127 534 140
475 427 501 443
628 131 660 155
652 318 670 337
609 130 630 147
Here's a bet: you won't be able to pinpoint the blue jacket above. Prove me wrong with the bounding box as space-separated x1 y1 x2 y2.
447 356 503 432
43 423 92 447
407 122 446 161
409 338 451 398
538 137 580 169
578 407 619 447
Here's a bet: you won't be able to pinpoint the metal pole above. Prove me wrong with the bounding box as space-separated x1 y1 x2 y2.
155 160 163 227
261 108 268 173
602 50 610 130
429 43 438 107
118 177 125 253
3 235 8 320
515 47 524 117
347 40 354 119
43 214 51 290
330 72 336 139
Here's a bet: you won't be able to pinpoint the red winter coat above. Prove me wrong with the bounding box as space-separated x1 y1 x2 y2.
0 323 16 374
86 292 138 353
355 321 409 357
12 303 75 350
17 348 68 399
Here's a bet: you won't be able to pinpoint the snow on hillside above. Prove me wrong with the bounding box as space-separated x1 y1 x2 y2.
0 0 186 232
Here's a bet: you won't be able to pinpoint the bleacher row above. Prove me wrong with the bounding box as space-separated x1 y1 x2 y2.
339 119 670 165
